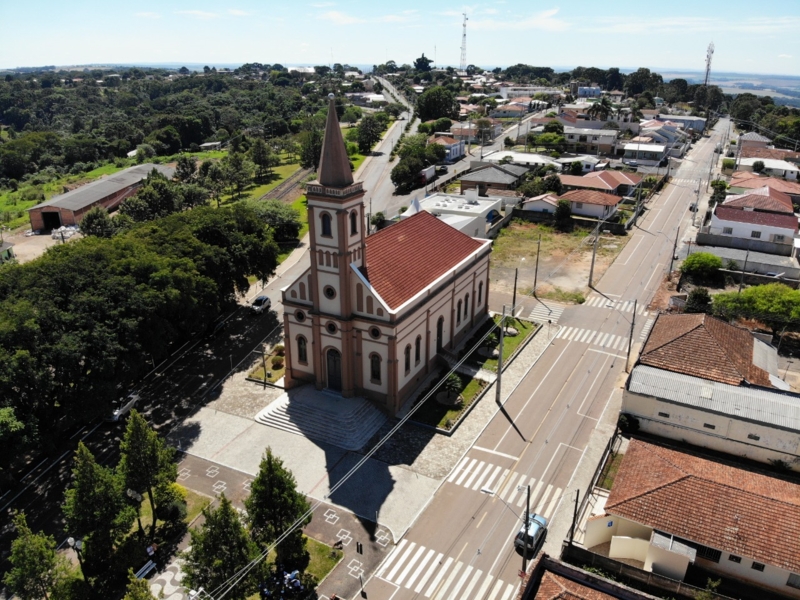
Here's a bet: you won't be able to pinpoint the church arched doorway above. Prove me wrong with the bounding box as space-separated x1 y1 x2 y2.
436 316 445 352
326 348 342 392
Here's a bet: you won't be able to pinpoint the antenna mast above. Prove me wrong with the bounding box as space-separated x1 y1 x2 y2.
704 42 714 87
460 13 468 71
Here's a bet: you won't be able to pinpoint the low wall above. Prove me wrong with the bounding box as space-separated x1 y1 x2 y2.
695 232 792 256
487 210 515 239
511 209 627 235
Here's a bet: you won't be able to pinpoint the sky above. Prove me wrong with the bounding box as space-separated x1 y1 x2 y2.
2 0 800 77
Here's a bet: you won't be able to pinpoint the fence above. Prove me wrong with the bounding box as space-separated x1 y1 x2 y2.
510 209 628 235
695 232 793 256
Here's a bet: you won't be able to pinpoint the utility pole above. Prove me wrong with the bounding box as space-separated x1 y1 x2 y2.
495 306 506 405
522 484 531 573
569 489 580 545
692 181 701 227
739 250 750 293
626 300 637 373
533 235 541 296
588 230 599 287
668 227 680 274
512 268 518 314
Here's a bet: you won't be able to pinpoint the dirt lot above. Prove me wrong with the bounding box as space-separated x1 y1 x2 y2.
490 220 630 302
4 230 81 263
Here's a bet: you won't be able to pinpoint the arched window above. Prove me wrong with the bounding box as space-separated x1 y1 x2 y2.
299 282 306 300
457 300 462 324
404 345 411 374
297 336 308 364
465 293 470 320
370 353 381 383
321 212 332 237
478 281 484 305
356 283 364 312
415 336 421 364
366 296 374 314
350 210 358 235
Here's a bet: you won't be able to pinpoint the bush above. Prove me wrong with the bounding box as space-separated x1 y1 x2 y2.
722 158 735 170
685 287 712 314
271 356 284 368
444 373 463 396
681 252 722 280
274 344 285 356
618 413 640 433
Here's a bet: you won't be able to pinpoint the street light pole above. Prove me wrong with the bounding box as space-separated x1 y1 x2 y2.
522 484 531 573
127 489 145 537
668 227 680 274
626 300 637 373
495 306 506 406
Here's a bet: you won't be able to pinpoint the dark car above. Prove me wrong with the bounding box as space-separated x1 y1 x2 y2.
514 513 548 553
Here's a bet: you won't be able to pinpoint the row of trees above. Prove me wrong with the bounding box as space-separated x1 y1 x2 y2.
0 205 279 480
390 133 446 191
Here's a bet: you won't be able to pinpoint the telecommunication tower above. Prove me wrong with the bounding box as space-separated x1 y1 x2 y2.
704 42 715 87
459 13 468 71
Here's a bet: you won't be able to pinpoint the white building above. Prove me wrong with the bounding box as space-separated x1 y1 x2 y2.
738 157 800 180
480 150 560 169
707 206 798 250
559 189 621 219
417 191 503 238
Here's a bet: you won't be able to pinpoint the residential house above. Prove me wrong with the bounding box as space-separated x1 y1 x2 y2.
606 90 625 101
555 155 604 173
199 141 222 151
584 438 800 598
740 146 800 166
721 185 795 213
0 241 14 264
622 312 800 470
622 143 667 166
559 170 642 196
450 120 503 144
429 135 466 163
738 131 772 150
639 120 691 156
281 97 493 416
737 157 800 180
489 104 529 119
563 127 619 154
481 150 560 170
729 171 800 204
560 189 621 219
652 114 706 133
520 193 560 214
459 163 528 195
416 191 503 238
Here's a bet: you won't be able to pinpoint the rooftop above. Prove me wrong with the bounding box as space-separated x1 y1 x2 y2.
713 205 799 230
360 211 489 311
460 165 519 185
563 127 619 138
739 147 800 162
730 171 800 195
560 189 622 206
739 131 772 143
721 186 794 214
606 439 800 573
639 313 773 387
739 157 800 171
623 143 666 152
559 170 640 192
29 164 174 212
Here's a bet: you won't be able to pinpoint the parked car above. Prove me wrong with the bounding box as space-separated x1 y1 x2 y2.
106 393 139 422
251 295 272 314
514 512 548 553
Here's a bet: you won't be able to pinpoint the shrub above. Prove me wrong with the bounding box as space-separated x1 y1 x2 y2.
685 287 712 314
681 252 722 280
618 413 640 433
274 344 285 356
752 160 765 173
722 158 735 170
271 356 284 368
444 373 463 396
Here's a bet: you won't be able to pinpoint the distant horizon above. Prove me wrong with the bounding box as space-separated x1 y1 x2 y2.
2 0 798 77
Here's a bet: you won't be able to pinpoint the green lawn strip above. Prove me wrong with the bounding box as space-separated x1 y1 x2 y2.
597 451 624 490
412 371 486 429
469 316 535 372
133 485 210 533
350 152 366 173
275 196 308 264
248 352 287 383
537 287 586 304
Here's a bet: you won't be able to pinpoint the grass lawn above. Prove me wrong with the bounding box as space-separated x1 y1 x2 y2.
350 153 367 173
133 485 210 534
464 316 536 372
276 196 309 264
491 221 592 265
248 349 287 384
412 371 486 430
597 451 624 490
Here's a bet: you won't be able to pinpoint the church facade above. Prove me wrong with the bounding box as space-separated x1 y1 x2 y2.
281 96 492 416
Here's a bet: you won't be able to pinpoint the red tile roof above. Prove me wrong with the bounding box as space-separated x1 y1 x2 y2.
639 313 772 387
430 136 459 145
740 146 800 162
584 170 642 187
730 172 800 195
606 439 800 573
560 189 621 206
361 211 487 310
559 174 615 191
534 572 618 600
721 186 794 213
714 205 798 230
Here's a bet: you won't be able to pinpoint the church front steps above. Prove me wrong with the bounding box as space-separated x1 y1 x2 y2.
254 389 387 451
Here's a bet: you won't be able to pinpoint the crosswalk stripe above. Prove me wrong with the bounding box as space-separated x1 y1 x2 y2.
464 461 485 489
640 317 655 341
500 582 516 600
545 487 562 519
379 539 408 577
446 565 474 598
433 561 463 600
396 544 426 586
529 301 566 323
598 332 609 347
415 552 443 593
474 574 494 600
585 330 598 344
473 462 496 490
505 472 528 505
455 458 476 486
386 541 416 581
482 465 503 492
613 336 623 351
579 329 592 343
516 479 533 507
459 569 484 599
425 556 453 598
406 548 436 590
535 484 553 514
447 457 469 483
487 580 505 600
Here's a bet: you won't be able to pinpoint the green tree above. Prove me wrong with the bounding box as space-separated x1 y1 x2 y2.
713 283 800 332
184 494 262 600
685 287 712 314
299 128 323 170
119 170 182 222
569 161 583 175
543 121 564 134
416 86 458 122
413 53 433 72
245 448 312 571
543 173 564 195
200 161 225 207
118 410 178 539
250 199 302 241
80 206 116 238
222 152 255 198
681 252 722 281
555 199 572 231
356 114 384 154
0 408 29 478
370 212 386 230
123 570 157 600
179 183 209 209
63 442 133 574
250 138 278 181
342 106 361 127
4 512 71 600
752 160 765 174
175 155 197 183
390 156 424 192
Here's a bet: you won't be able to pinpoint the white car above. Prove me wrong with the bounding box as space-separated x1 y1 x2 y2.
106 393 139 422
251 296 271 314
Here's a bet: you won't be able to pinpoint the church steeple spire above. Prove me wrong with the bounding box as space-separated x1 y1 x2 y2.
317 93 354 188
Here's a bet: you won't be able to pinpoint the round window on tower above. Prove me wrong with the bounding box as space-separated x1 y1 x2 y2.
369 327 381 340
295 310 305 322
326 322 338 334
323 286 337 299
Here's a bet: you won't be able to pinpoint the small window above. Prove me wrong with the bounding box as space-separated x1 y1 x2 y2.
729 555 742 564
321 212 332 237
350 210 358 235
326 322 337 334
457 300 462 324
370 353 381 383
415 336 421 364
774 234 786 242
404 345 411 374
295 310 305 322
575 202 584 209
695 545 721 563
658 412 670 418
369 327 381 340
297 336 308 364
748 433 760 441
752 562 765 572
722 227 733 235
751 230 761 239
478 281 483 305
703 423 716 430
788 573 800 590
323 286 336 299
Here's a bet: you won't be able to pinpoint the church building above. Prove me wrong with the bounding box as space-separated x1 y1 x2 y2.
281 95 492 416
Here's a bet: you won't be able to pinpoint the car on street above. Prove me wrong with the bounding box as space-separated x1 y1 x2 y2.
514 512 548 553
106 393 139 422
251 295 272 314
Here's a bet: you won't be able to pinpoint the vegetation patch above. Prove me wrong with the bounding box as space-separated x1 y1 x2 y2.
411 371 486 430
460 315 537 372
248 344 287 383
597 452 624 490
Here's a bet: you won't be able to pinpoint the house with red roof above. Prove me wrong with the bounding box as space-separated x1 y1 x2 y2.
559 189 622 219
559 170 642 197
428 135 465 163
281 96 492 415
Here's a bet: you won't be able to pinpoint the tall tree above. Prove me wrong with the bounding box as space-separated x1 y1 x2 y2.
122 570 157 600
175 155 197 183
356 114 384 154
249 199 302 241
184 494 262 600
555 199 572 231
415 86 459 122
245 448 312 571
80 206 116 238
4 512 71 600
414 53 433 72
118 410 177 539
299 128 323 170
250 138 275 181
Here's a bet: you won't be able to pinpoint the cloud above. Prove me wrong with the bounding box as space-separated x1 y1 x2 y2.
175 10 218 20
376 11 419 23
135 12 160 19
317 10 365 24
779 54 792 58
228 9 252 17
311 2 335 6
469 8 569 31
584 16 800 35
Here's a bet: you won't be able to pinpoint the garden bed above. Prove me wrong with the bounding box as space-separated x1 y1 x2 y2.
248 345 287 385
410 370 487 431
461 316 537 372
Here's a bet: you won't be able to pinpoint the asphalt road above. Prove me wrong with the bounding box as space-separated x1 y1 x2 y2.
362 120 729 600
